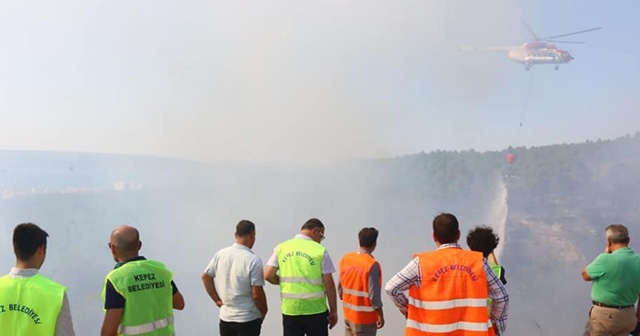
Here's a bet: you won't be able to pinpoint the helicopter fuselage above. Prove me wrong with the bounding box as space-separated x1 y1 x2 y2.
508 43 574 70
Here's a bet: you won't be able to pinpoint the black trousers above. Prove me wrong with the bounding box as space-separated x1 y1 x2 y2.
220 318 262 336
282 311 328 336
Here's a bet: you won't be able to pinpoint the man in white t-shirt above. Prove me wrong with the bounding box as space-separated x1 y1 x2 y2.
202 220 268 336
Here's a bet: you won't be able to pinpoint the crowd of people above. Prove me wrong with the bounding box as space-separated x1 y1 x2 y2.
0 214 638 336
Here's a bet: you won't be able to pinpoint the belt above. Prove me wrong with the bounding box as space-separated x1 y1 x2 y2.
592 301 635 309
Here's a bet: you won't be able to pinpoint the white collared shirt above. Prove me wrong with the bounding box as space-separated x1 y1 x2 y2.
204 243 265 322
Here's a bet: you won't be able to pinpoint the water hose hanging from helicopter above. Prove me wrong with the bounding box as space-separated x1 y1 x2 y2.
506 68 535 166
519 67 535 128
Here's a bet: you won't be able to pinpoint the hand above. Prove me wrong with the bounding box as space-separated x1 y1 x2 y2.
328 310 338 329
376 315 385 329
215 299 223 308
399 306 408 319
630 321 640 336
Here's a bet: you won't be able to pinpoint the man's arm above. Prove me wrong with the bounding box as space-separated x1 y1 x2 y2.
170 280 185 310
384 257 420 317
252 286 268 319
101 309 123 336
582 253 607 282
173 291 185 310
56 292 76 336
264 266 280 285
323 273 338 329
485 259 508 335
250 257 268 319
632 297 640 336
369 262 385 329
201 273 223 307
102 279 125 336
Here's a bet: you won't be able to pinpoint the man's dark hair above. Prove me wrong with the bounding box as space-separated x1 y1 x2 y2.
235 220 255 237
358 227 379 248
301 218 324 231
466 225 499 258
13 223 49 261
433 213 459 244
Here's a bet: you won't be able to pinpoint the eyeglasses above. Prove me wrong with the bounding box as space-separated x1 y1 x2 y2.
318 231 325 242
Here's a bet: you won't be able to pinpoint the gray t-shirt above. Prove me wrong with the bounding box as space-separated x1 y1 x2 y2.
204 243 265 322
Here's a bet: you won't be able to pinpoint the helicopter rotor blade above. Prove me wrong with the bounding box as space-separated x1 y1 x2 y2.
523 21 539 40
542 39 586 44
538 27 602 41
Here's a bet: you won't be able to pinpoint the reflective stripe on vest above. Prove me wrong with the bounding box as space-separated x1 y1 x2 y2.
280 276 324 285
408 297 488 309
339 252 380 324
407 320 493 333
276 238 327 315
119 316 174 335
407 249 494 336
342 288 368 297
342 301 376 312
281 292 325 299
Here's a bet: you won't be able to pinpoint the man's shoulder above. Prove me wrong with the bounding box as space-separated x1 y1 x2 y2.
111 259 172 275
32 274 67 291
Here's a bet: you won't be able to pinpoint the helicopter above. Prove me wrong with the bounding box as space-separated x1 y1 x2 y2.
462 24 602 71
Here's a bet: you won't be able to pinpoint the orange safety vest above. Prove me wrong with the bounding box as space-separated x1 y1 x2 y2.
406 248 495 336
339 252 381 324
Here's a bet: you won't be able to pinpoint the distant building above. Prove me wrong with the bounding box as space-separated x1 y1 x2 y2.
113 181 142 191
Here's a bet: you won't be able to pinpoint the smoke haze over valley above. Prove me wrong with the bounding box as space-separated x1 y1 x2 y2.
1 134 640 334
1 1 640 335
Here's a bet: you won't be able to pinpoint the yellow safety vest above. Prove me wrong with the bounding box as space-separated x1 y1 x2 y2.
0 273 65 336
277 238 327 315
487 262 502 315
101 259 175 336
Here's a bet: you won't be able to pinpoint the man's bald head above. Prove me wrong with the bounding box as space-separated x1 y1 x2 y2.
110 225 141 253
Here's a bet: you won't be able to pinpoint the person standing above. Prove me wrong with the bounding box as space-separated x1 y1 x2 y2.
0 223 75 335
339 227 384 336
581 224 640 336
101 225 185 336
385 213 509 336
265 218 338 336
202 220 268 336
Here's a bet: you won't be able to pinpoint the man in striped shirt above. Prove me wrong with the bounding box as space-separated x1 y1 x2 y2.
385 213 509 335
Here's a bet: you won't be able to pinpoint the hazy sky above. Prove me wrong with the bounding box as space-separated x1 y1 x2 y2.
1 0 638 164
